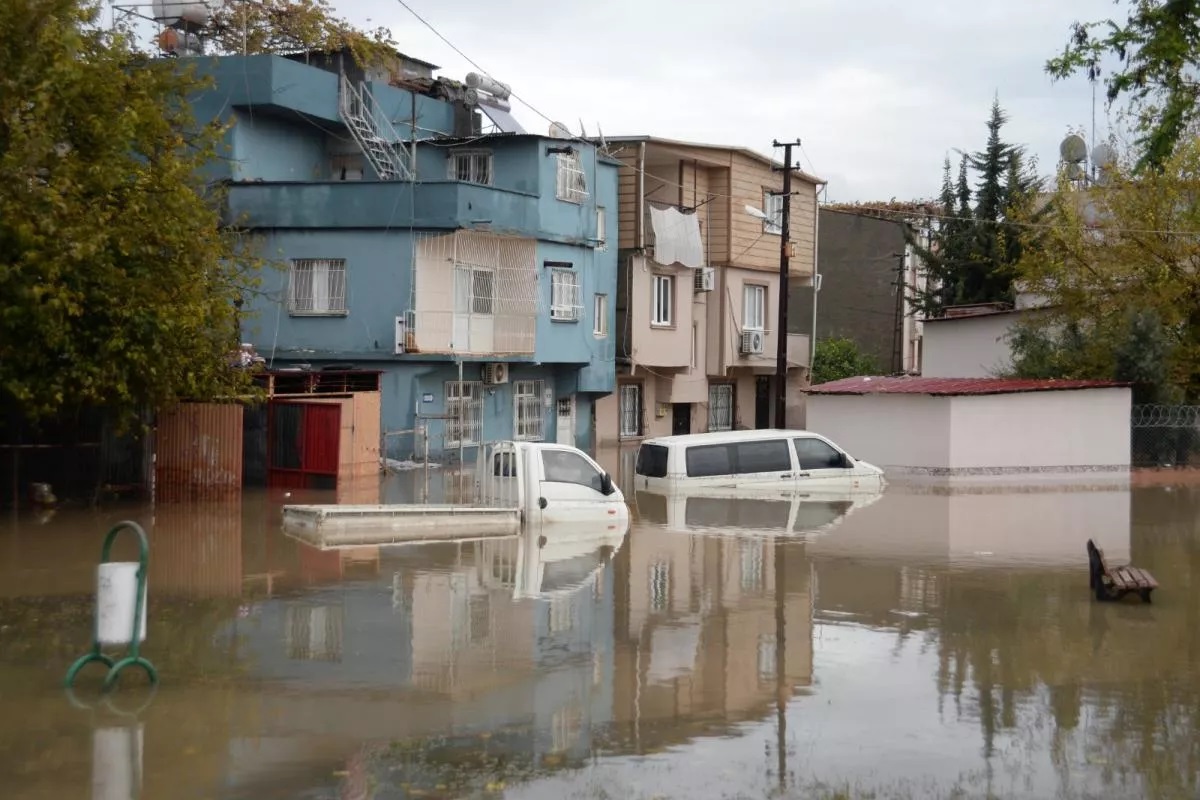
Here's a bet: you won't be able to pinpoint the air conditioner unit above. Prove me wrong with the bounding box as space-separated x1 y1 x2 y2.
740 330 765 355
482 362 509 385
693 266 715 292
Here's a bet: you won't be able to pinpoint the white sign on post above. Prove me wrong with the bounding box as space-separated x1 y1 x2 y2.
97 562 147 646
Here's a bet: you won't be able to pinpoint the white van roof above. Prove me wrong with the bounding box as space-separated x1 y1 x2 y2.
641 429 822 447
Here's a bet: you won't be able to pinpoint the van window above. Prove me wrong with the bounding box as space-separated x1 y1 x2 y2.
542 449 605 492
686 443 733 477
635 444 668 478
793 437 845 470
735 439 792 473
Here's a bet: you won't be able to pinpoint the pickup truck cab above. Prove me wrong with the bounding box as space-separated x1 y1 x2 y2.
477 441 629 527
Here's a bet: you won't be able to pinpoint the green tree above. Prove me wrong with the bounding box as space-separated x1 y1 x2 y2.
1009 135 1200 402
0 0 263 428
909 100 1043 316
811 337 879 386
1047 0 1200 171
208 0 398 67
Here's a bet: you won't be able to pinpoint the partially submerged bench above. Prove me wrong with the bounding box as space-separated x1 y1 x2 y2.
1087 539 1158 603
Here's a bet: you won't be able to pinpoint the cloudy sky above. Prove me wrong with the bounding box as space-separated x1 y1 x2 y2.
339 0 1120 202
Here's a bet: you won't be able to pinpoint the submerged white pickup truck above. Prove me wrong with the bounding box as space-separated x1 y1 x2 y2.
282 441 630 546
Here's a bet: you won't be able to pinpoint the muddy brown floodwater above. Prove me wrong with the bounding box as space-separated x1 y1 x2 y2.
1 473 1199 800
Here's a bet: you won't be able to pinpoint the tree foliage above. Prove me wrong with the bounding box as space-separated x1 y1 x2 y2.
1047 0 1200 172
207 0 399 68
0 0 262 428
909 100 1043 316
811 337 880 386
1009 135 1200 402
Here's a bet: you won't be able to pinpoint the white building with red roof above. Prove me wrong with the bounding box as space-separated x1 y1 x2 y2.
805 375 1131 482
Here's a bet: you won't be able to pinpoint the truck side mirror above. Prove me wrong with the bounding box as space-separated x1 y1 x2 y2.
599 471 615 496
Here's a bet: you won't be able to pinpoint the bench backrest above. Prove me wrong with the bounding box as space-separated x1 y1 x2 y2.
1086 539 1110 584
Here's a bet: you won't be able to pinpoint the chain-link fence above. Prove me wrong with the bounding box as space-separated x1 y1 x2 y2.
1131 405 1200 467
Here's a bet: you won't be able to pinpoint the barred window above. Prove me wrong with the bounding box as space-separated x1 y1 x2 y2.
448 150 493 185
289 259 347 315
708 384 733 431
556 151 588 203
513 380 545 441
619 384 642 439
445 381 483 446
550 268 581 321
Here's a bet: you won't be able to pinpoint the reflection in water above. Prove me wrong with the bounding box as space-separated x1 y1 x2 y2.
1 482 1200 797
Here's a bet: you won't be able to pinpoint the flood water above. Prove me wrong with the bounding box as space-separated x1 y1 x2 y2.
2 471 1199 799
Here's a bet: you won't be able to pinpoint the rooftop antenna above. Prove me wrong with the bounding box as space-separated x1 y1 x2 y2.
597 123 609 154
1059 133 1088 187
578 118 588 139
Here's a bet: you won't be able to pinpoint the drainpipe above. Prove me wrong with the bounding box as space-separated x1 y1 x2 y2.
809 183 825 370
636 142 646 251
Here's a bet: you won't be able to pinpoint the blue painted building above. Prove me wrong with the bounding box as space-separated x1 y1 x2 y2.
190 50 618 458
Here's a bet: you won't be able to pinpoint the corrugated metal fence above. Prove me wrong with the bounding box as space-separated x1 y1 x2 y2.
155 403 244 501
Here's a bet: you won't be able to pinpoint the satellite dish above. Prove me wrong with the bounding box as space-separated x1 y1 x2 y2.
1060 134 1088 163
1066 162 1085 180
597 124 609 153
1091 143 1117 171
548 121 572 140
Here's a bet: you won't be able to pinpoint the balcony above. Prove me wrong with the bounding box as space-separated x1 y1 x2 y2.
199 55 341 124
224 181 541 232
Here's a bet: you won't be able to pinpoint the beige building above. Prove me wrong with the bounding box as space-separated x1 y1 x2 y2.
594 137 820 447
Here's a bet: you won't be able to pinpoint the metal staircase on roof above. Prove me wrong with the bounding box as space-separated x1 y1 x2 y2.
338 75 413 181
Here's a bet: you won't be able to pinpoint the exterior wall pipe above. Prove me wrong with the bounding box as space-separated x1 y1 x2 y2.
636 142 646 250
810 182 826 370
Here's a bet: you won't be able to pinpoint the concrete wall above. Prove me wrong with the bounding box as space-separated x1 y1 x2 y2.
921 313 1020 378
806 394 952 470
949 388 1131 470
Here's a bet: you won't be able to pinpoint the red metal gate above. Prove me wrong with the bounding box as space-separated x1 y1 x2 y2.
268 401 341 489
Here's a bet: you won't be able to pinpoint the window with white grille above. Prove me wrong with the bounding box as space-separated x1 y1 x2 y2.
445 381 483 446
619 383 642 438
593 293 608 337
651 274 674 327
513 379 545 441
762 189 783 235
288 259 347 315
743 284 766 331
550 268 581 321
454 266 494 315
708 384 733 431
448 150 493 185
740 539 764 591
649 561 670 612
556 151 588 203
595 206 607 251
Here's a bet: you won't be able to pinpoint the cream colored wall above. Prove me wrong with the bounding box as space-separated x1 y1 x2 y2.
715 266 782 375
726 152 816 278
805 394 953 469
627 255 693 369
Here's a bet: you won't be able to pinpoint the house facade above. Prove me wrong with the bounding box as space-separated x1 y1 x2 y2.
593 137 818 445
790 207 929 374
191 51 618 460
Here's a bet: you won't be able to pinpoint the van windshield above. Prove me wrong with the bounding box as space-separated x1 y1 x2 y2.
635 444 668 478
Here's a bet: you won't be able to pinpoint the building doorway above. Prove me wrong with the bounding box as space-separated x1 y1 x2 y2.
671 403 691 436
755 377 772 429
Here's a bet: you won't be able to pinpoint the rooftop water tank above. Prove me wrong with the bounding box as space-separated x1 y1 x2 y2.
152 1 222 28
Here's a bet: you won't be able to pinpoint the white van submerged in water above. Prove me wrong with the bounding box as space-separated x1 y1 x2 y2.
633 429 884 493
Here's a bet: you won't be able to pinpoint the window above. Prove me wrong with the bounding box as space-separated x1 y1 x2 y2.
556 150 588 203
551 268 581 321
762 189 783 235
541 449 605 492
758 634 778 682
593 293 609 337
288 259 347 315
595 206 607 251
743 284 766 331
514 380 545 441
448 150 493 185
651 274 674 327
691 323 698 368
708 384 734 432
619 384 642 438
649 561 670 612
445 381 483 446
454 266 494 315
635 444 668 478
740 540 764 592
793 437 846 470
684 438 792 477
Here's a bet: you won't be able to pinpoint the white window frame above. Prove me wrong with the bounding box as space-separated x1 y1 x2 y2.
550 268 581 321
455 265 495 316
651 274 674 327
448 149 493 185
513 379 545 441
288 258 347 316
762 189 783 236
445 380 483 446
619 383 642 439
708 384 734 432
556 151 589 203
743 284 766 331
595 206 607 251
593 293 608 338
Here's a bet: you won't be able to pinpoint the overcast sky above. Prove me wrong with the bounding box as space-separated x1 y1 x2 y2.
343 0 1121 202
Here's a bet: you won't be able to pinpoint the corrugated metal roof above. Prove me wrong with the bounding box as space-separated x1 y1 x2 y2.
807 376 1127 396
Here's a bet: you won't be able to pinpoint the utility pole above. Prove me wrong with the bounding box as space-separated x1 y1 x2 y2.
772 139 801 429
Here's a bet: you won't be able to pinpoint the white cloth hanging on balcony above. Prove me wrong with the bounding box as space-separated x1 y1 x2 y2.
648 204 704 269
